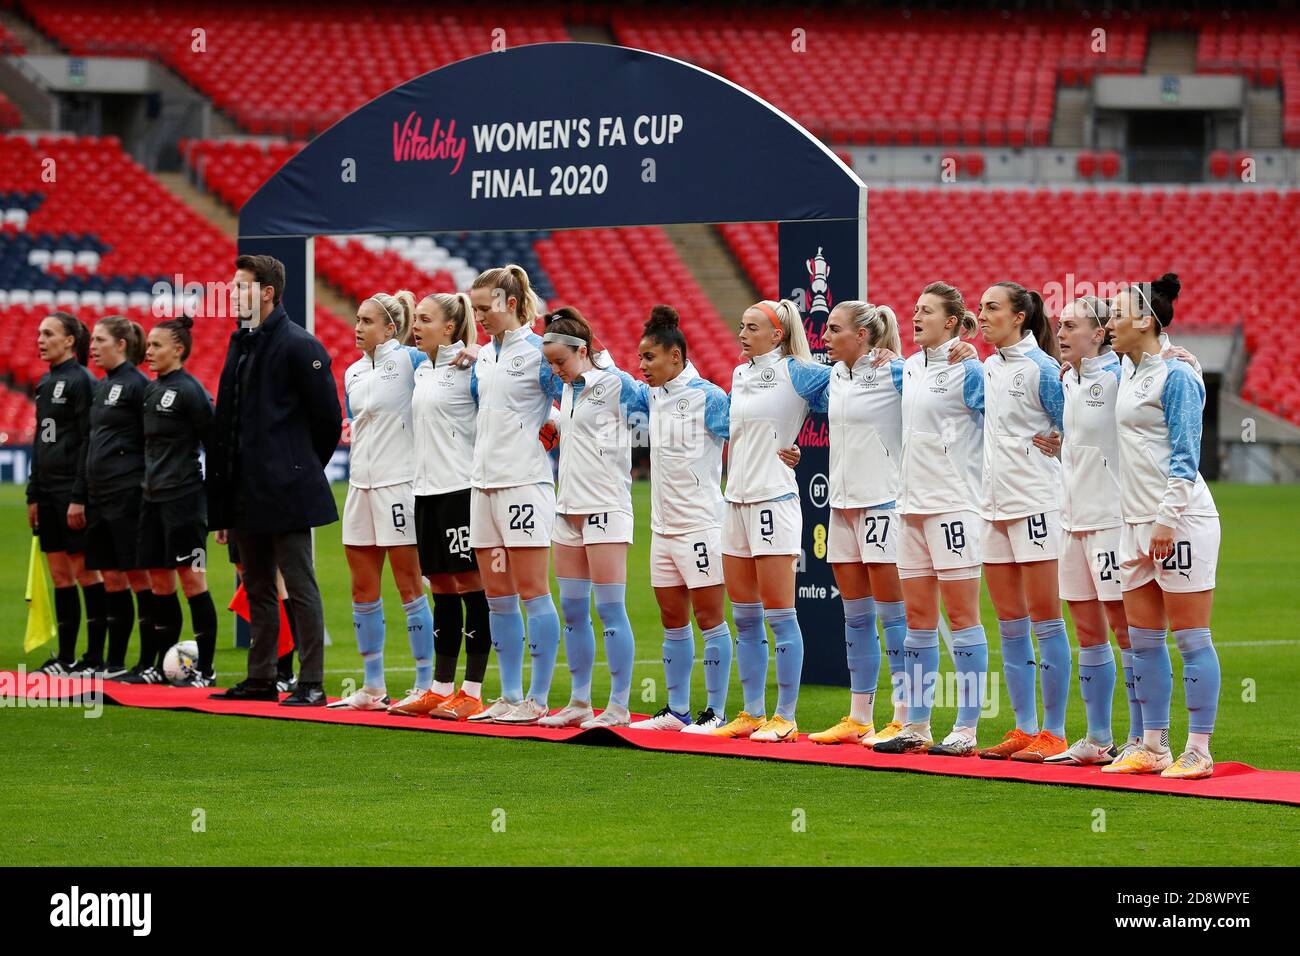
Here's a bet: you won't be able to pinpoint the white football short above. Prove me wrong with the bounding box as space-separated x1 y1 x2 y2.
1058 526 1123 603
1119 515 1219 593
722 497 802 558
468 484 556 550
983 510 1062 564
828 505 899 565
897 511 984 580
552 510 635 547
342 482 417 548
650 527 725 589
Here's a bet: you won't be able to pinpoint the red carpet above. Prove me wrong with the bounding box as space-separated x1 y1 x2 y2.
8 670 1300 806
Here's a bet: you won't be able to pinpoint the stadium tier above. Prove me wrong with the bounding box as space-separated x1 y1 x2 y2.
21 1 570 138
0 134 359 442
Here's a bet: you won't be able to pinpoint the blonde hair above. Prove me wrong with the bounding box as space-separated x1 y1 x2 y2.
426 292 476 348
368 290 416 344
471 263 541 328
831 300 902 355
921 281 977 339
748 299 812 362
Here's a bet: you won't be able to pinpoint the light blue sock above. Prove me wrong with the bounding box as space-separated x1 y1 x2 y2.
950 624 988 727
998 616 1039 734
765 606 804 721
352 599 386 690
1119 647 1143 740
903 627 940 725
1034 617 1071 738
486 593 524 702
523 593 561 706
662 624 694 716
877 600 907 717
593 583 635 709
732 601 768 717
1078 642 1116 745
700 621 733 715
842 596 880 695
558 577 595 702
1129 626 1173 732
1174 628 1220 736
402 595 434 691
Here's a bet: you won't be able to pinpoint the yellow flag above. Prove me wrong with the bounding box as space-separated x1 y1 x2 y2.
24 537 56 653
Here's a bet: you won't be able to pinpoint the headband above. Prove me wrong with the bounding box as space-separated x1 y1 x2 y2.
365 295 401 325
1131 284 1163 327
543 332 588 348
754 302 782 332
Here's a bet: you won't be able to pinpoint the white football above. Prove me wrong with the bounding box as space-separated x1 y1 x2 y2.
162 640 200 682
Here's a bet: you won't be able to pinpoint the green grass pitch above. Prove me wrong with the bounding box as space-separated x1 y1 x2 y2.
1 482 1297 865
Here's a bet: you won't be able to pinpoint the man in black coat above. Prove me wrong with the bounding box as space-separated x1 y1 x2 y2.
208 254 342 705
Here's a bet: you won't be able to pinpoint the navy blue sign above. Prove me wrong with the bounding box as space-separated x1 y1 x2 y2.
779 219 866 686
240 43 861 238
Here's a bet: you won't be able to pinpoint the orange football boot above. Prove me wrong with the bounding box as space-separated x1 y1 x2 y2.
978 728 1037 760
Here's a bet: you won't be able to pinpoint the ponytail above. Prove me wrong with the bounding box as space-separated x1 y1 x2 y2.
921 282 977 339
993 281 1060 362
97 315 146 366
749 299 812 362
367 290 417 344
472 263 541 328
428 292 476 348
832 300 902 355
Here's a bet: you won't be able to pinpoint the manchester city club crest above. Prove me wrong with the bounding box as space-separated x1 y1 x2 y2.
160 389 177 409
675 397 689 413
511 356 525 370
760 367 776 383
1013 372 1026 390
936 371 950 386
1089 383 1104 399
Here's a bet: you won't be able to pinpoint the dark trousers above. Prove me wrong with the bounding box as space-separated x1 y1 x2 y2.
232 529 325 684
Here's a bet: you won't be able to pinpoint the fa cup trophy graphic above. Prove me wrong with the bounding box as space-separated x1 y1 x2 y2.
806 246 831 316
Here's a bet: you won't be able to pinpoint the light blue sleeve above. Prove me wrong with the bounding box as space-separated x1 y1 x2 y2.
1034 356 1065 431
344 388 352 419
615 369 650 419
1163 361 1205 480
537 352 565 402
405 346 428 371
962 359 985 413
701 382 731 440
890 358 904 395
469 363 479 406
788 358 831 413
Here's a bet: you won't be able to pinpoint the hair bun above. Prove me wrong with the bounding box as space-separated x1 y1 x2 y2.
176 314 195 330
1152 273 1181 303
647 304 680 329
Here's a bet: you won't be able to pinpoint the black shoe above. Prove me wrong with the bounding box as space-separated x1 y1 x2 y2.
276 673 298 694
279 681 326 707
210 678 278 701
68 656 104 676
118 665 166 684
36 656 73 676
101 663 130 680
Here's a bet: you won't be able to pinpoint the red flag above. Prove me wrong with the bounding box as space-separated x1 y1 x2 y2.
228 583 295 657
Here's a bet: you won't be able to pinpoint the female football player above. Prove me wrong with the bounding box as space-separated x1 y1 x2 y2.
136 316 218 686
1104 275 1220 779
872 283 989 757
714 299 829 743
807 301 910 747
536 307 640 729
409 291 492 721
329 291 437 713
464 265 566 726
83 316 154 680
28 312 104 676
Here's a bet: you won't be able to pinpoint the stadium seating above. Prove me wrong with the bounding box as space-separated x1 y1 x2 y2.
1195 15 1300 146
720 187 1300 424
22 1 570 138
0 93 20 133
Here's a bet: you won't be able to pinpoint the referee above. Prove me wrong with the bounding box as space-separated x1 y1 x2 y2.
208 255 342 705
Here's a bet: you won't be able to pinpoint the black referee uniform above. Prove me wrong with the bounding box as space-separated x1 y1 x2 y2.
138 366 218 680
28 356 101 669
82 359 151 675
